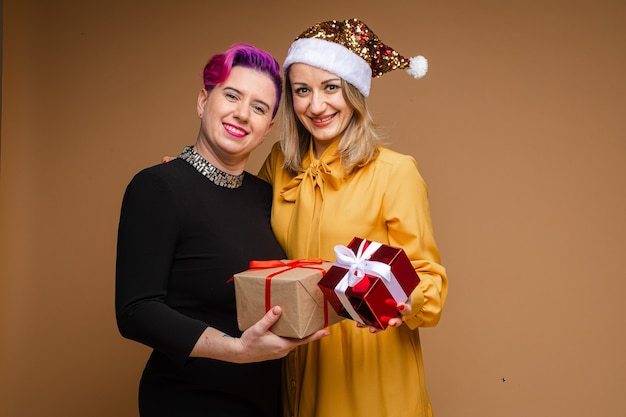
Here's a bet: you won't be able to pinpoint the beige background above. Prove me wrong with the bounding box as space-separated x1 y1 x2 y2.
1 1 625 416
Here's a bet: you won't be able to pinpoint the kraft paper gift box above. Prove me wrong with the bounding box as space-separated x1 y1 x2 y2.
318 237 421 330
234 259 343 339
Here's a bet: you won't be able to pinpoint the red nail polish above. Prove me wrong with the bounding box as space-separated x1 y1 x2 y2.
380 316 391 325
397 304 405 311
384 299 396 307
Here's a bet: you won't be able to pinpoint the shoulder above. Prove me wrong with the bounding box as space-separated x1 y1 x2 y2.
125 159 192 194
258 141 286 183
376 147 417 165
243 172 273 193
263 141 285 163
269 140 284 154
131 158 190 180
372 147 419 174
266 141 285 164
355 148 427 191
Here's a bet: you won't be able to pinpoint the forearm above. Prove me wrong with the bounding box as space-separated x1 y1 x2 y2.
191 306 331 364
190 326 246 363
403 267 448 330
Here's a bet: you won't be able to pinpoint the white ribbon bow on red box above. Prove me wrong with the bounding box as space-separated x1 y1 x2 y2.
332 239 409 324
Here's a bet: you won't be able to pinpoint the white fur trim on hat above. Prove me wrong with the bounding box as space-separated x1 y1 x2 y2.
283 37 373 97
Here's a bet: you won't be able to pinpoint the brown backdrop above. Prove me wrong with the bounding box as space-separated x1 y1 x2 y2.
1 1 625 416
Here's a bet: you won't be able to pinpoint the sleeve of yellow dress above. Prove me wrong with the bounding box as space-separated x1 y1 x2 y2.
382 154 448 330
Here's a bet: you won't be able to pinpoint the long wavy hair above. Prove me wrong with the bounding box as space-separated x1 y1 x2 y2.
278 71 384 176
202 43 282 118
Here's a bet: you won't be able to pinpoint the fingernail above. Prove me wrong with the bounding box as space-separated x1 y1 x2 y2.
380 316 391 325
384 299 396 307
397 304 405 311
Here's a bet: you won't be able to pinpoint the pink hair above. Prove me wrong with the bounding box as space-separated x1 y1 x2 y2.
202 43 282 118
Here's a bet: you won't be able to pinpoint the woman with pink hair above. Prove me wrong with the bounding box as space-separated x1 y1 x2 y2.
116 43 328 417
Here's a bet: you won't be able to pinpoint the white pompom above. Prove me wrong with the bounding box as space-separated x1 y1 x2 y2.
406 55 428 79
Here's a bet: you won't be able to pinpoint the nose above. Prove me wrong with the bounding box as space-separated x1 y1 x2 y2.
309 92 327 114
233 102 250 121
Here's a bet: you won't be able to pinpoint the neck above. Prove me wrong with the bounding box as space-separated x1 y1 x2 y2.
178 146 245 189
193 140 246 175
312 137 339 159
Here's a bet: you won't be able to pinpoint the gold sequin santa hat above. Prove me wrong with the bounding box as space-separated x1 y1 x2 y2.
283 18 428 97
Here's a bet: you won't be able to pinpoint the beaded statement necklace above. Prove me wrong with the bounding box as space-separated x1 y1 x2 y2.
178 146 244 189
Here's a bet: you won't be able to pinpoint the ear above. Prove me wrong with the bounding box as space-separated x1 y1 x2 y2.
262 119 275 141
197 89 209 118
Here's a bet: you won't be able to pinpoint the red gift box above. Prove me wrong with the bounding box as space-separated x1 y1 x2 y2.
317 237 420 330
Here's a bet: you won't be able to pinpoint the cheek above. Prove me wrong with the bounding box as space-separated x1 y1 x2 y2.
330 95 349 112
292 97 308 117
344 108 355 122
335 99 354 121
256 120 273 137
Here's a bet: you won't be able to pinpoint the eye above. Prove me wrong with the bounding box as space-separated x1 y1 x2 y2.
294 87 310 95
225 92 238 101
325 84 340 92
252 104 268 115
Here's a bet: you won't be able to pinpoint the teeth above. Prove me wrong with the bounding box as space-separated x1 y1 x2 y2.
225 124 246 135
313 115 333 123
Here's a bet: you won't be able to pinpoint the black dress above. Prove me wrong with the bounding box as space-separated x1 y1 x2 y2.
116 155 286 417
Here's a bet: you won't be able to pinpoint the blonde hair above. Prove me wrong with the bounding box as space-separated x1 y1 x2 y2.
279 74 385 176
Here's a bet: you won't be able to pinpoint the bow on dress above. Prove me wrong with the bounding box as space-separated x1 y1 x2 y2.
279 144 343 258
281 158 341 203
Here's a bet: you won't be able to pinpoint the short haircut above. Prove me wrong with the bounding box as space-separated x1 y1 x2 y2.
202 43 282 118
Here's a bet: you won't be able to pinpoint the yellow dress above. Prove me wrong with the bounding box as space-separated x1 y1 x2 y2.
258 140 448 417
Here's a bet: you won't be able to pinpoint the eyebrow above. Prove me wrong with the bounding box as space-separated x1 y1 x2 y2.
293 78 342 87
223 86 271 111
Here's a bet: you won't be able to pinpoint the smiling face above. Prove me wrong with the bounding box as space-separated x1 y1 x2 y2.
288 63 355 157
195 66 276 173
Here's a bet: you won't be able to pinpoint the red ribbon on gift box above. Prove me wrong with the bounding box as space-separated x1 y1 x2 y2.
248 259 331 329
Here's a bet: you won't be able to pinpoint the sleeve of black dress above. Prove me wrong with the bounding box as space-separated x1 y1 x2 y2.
115 168 208 366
